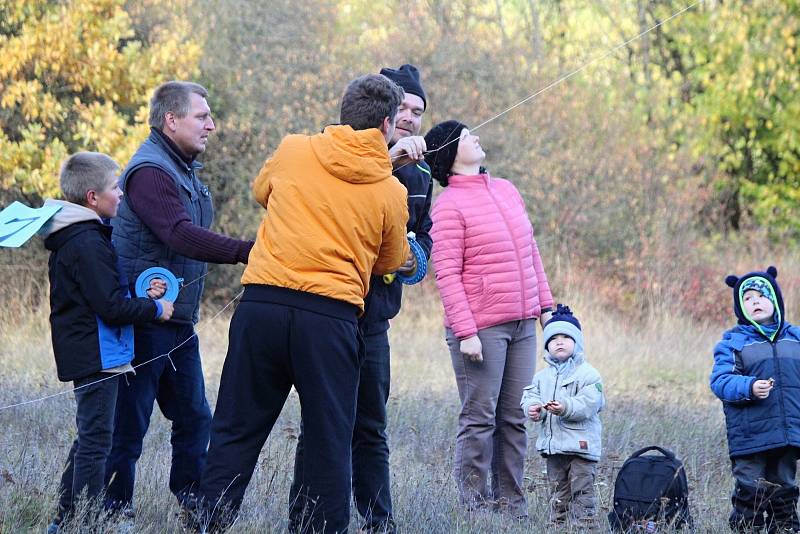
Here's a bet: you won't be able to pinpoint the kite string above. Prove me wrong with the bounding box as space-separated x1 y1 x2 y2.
390 0 701 169
0 289 244 412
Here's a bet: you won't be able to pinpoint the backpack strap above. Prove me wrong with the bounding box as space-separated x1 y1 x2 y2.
629 446 676 460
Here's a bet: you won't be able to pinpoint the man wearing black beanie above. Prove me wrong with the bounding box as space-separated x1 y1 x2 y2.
381 64 428 167
287 66 430 534
355 63 434 533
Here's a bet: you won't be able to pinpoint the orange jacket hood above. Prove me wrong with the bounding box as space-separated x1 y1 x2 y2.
242 125 410 311
310 125 392 184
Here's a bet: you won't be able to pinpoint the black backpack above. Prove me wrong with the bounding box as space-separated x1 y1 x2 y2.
608 446 693 532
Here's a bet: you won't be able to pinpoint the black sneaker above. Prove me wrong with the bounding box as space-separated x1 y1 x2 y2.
358 518 398 534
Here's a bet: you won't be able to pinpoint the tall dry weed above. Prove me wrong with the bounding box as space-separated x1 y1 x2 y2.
3 258 797 531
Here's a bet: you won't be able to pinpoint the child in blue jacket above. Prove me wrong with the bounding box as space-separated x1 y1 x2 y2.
710 266 800 533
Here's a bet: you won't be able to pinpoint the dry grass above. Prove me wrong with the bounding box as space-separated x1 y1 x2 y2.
0 271 743 533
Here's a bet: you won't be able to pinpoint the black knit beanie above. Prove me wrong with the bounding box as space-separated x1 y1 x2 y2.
423 120 467 187
379 64 426 110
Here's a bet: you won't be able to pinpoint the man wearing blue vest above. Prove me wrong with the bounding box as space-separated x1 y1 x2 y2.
105 81 254 514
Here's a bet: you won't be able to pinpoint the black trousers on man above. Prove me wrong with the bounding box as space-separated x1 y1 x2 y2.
197 285 362 533
290 329 395 532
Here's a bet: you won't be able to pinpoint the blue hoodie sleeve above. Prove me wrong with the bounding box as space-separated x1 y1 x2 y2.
709 334 757 402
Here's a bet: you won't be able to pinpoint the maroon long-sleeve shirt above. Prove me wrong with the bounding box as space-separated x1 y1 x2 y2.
125 153 254 265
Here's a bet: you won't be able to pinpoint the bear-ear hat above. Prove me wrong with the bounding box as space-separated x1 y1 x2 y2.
725 266 782 327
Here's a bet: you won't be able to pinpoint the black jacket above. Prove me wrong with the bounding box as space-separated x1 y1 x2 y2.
44 217 157 382
361 161 433 334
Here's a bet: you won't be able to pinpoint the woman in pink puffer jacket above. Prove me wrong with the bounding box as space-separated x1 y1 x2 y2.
424 120 554 517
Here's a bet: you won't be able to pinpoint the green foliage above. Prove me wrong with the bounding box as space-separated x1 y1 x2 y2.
694 1 800 236
634 0 800 237
3 0 800 308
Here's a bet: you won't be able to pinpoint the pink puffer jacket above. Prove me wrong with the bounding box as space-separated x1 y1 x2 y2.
430 173 553 339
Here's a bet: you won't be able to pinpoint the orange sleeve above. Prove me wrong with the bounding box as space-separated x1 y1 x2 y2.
252 154 279 209
372 184 410 275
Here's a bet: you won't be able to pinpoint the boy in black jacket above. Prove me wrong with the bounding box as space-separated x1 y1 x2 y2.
40 152 173 533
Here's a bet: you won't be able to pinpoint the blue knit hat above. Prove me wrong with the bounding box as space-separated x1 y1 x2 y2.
543 304 584 354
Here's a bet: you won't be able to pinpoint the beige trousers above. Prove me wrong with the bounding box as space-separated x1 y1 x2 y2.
446 319 536 515
546 454 598 523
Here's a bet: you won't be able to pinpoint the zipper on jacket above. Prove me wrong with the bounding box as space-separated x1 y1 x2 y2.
772 338 789 443
486 180 527 318
190 168 203 225
547 372 560 455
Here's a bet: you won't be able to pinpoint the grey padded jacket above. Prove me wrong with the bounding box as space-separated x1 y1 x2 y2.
521 351 605 461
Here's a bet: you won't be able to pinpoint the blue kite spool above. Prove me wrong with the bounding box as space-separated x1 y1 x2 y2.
135 267 182 301
396 238 427 285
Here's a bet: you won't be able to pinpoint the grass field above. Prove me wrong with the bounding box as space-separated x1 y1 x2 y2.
0 278 748 532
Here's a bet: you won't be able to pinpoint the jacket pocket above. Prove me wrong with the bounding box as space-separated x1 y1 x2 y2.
560 418 587 431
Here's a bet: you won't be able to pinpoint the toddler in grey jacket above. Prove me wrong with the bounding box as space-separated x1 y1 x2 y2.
520 304 604 525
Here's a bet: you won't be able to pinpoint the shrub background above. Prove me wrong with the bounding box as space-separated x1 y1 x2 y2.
2 0 799 531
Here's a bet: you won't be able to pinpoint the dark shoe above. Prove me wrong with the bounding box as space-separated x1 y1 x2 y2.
105 504 135 520
731 482 768 532
45 520 60 534
178 494 233 534
766 486 800 533
357 517 397 534
178 494 205 533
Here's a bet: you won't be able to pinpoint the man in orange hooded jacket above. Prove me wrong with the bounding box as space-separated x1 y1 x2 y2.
194 74 410 533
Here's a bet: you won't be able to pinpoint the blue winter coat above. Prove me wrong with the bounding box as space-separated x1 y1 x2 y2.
710 323 800 457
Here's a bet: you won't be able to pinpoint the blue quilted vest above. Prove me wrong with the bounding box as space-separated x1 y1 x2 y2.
113 130 214 324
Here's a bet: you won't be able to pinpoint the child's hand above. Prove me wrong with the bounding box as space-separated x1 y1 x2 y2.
528 404 542 421
752 379 774 400
157 299 174 321
544 401 565 416
146 278 167 299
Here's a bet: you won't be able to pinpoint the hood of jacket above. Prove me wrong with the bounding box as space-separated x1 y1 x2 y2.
40 199 105 251
726 266 785 338
38 198 103 245
38 199 101 239
309 125 392 184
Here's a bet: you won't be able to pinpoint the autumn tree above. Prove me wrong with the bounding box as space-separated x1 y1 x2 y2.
690 0 800 236
0 0 202 202
628 0 800 236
